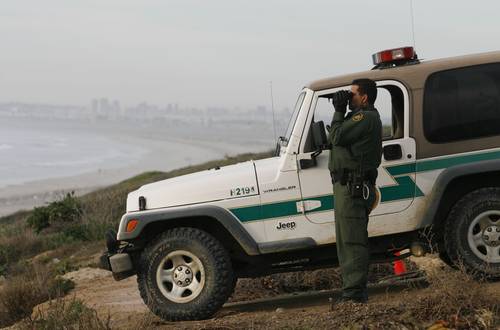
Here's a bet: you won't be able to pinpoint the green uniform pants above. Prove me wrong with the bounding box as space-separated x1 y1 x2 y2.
333 182 377 300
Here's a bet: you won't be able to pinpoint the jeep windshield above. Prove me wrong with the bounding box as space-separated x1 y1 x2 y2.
281 91 305 147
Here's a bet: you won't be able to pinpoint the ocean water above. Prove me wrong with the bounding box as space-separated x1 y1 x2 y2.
0 118 146 188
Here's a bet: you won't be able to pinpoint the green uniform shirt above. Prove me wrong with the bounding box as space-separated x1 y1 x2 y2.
328 105 383 174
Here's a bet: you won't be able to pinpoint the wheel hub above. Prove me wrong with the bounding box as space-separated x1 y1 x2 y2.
483 225 500 247
468 210 500 263
155 249 206 304
173 265 193 287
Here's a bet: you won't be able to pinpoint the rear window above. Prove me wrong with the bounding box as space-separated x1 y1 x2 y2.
423 63 500 143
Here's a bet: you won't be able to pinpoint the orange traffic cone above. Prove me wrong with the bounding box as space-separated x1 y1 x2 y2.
393 251 407 275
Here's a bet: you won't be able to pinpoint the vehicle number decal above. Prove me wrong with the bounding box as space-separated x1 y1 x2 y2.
230 186 255 196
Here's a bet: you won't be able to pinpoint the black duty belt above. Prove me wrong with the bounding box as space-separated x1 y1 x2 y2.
330 169 377 185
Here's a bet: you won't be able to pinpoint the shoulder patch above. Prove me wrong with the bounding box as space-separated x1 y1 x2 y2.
352 113 364 122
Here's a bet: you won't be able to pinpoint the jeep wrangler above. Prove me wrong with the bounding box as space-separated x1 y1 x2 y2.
101 47 500 321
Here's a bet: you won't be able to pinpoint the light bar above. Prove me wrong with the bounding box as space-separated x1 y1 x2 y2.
372 47 417 66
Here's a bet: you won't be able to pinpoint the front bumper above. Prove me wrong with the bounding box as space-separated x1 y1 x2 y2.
99 229 136 281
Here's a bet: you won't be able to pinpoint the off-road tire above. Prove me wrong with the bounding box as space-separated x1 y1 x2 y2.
137 227 236 321
444 187 500 279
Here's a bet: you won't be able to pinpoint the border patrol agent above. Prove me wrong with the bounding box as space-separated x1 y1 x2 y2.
328 79 382 303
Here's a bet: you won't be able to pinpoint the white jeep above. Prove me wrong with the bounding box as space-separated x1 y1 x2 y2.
101 47 500 321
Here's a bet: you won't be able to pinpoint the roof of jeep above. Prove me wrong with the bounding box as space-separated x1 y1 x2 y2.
307 50 500 91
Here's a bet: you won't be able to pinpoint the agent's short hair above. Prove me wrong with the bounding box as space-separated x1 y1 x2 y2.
352 78 377 105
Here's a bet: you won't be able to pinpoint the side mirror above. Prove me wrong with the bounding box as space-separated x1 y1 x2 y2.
312 121 328 150
299 158 317 169
299 121 328 169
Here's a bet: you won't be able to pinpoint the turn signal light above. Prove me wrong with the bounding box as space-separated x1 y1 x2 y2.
126 219 139 232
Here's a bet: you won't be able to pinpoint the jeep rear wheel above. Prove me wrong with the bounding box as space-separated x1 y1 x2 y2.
137 227 235 321
444 187 500 279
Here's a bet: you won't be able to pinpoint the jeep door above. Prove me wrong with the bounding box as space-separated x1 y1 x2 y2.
252 90 335 244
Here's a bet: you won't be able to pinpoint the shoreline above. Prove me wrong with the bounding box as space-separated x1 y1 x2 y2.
0 135 270 217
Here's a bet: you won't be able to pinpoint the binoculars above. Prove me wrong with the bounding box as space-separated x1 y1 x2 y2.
331 90 353 103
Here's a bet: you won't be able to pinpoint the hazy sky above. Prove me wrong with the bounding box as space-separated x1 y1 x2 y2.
1 0 499 109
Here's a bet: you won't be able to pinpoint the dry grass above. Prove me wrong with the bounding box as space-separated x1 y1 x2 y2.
20 297 111 330
407 259 499 329
0 228 44 269
326 257 499 329
0 226 85 277
0 264 74 327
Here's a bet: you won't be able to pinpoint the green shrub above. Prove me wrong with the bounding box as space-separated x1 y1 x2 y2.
63 224 90 241
41 232 79 250
48 277 75 296
53 259 78 276
27 206 51 234
47 192 83 224
27 192 83 234
0 245 11 269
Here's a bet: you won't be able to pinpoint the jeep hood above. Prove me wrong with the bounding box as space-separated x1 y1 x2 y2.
126 161 258 212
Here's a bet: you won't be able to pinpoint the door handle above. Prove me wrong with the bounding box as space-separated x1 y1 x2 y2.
296 200 322 213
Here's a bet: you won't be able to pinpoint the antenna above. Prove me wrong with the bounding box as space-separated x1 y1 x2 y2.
409 0 416 48
269 81 277 143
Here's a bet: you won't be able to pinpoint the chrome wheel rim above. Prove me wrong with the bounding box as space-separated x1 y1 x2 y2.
156 250 205 303
468 210 500 263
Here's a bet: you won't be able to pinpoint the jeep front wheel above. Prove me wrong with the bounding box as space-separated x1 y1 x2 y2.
137 227 235 321
444 187 500 279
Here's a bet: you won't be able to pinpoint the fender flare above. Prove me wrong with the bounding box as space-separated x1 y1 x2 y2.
420 158 500 227
117 205 260 256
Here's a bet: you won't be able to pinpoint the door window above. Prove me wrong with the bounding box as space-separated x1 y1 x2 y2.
304 85 404 153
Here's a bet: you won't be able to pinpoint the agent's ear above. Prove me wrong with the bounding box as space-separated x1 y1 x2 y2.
360 93 368 106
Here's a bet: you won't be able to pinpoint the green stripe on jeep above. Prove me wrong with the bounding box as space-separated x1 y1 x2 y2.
387 149 500 176
379 176 424 202
231 194 335 222
231 149 500 222
231 176 422 222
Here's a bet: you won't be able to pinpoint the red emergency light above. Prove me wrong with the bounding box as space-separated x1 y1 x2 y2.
372 46 418 68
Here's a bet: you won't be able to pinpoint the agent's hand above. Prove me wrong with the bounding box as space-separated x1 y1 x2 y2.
331 90 351 113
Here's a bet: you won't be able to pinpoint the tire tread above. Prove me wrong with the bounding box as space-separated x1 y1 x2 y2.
137 227 235 321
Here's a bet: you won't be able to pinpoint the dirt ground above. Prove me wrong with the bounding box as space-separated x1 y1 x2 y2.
25 254 498 329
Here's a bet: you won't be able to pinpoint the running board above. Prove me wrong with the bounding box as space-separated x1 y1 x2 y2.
258 238 317 254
